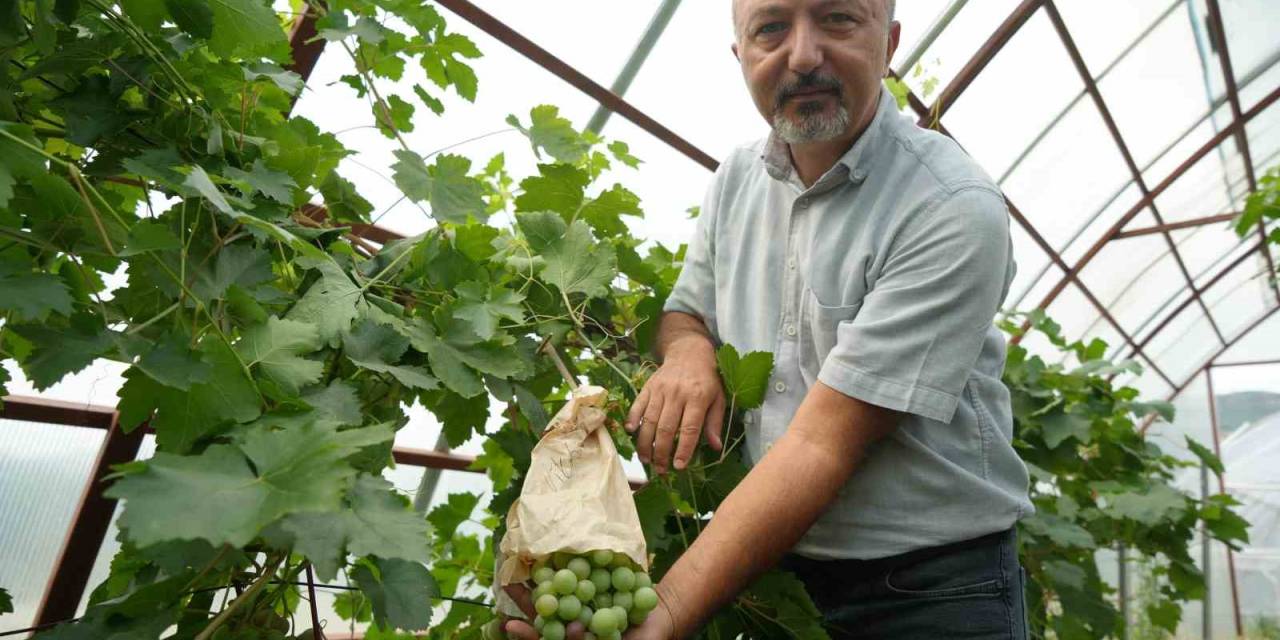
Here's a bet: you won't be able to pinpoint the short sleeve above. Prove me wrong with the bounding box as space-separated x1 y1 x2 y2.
662 171 724 342
817 187 1015 423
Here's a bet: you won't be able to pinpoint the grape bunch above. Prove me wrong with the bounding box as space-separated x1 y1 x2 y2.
485 549 659 640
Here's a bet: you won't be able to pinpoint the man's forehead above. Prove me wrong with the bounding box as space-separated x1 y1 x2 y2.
735 0 880 19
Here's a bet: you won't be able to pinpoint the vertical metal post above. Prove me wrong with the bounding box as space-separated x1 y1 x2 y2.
1117 544 1129 640
1206 367 1246 638
1201 463 1213 640
412 431 452 513
585 0 683 135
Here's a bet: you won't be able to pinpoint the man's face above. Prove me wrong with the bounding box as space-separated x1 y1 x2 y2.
732 0 899 144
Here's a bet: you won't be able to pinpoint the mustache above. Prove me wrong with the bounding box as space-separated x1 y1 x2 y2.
774 73 843 109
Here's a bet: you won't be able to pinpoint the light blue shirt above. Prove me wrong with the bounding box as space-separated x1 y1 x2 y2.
664 88 1033 560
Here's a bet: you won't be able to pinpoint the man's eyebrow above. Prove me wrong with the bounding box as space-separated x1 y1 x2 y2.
745 3 789 23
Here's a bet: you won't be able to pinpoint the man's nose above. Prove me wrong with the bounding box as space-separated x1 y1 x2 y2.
786 20 824 75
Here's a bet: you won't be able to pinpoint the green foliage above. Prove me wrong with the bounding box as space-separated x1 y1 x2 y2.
1236 165 1280 279
1001 310 1249 640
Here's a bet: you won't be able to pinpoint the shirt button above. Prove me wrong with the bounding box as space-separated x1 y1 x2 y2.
774 381 787 393
785 324 797 337
787 257 796 270
796 198 809 210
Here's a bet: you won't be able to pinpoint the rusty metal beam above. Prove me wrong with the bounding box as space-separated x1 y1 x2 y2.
0 395 118 429
1204 368 1246 639
1045 0 1225 345
433 0 718 172
286 2 327 103
923 0 1043 126
1113 212 1239 239
1036 82 1280 314
1203 0 1280 306
1150 304 1280 411
1212 357 1280 368
31 413 146 628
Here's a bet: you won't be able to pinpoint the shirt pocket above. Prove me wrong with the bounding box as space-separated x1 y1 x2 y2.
798 286 863 380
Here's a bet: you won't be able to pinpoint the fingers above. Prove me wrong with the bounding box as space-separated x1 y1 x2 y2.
504 584 536 620
672 395 712 470
625 385 650 433
704 392 726 452
503 619 539 640
635 392 663 465
650 399 684 474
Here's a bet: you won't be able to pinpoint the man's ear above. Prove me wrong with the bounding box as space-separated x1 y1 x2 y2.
884 21 902 74
731 41 740 62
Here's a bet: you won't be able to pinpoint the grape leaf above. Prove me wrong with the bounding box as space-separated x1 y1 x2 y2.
0 268 73 322
427 491 481 541
402 318 530 398
1041 410 1091 449
426 389 490 447
165 0 213 39
514 163 586 216
506 105 589 164
1105 485 1187 526
108 420 393 547
287 260 366 346
320 172 374 222
1020 512 1096 549
391 150 486 224
206 0 287 60
119 221 182 256
351 557 439 631
135 334 212 391
277 474 431 581
224 158 298 204
517 211 616 299
9 314 111 390
0 123 48 208
715 344 774 410
149 337 261 452
343 319 439 390
302 381 364 426
580 184 643 236
0 586 11 615
236 316 324 395
469 438 515 489
1184 436 1224 475
451 281 525 340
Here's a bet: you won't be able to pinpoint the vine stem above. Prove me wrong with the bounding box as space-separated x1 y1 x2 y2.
560 290 637 394
194 554 284 640
539 337 578 390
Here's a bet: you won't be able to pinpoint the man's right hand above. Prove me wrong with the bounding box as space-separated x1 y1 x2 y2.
626 337 725 473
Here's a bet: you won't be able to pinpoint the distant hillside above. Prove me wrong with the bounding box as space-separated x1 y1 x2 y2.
1217 391 1280 433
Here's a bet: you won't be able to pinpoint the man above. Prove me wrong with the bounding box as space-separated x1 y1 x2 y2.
506 0 1032 638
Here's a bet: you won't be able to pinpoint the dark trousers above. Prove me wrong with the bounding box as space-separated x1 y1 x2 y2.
780 529 1029 639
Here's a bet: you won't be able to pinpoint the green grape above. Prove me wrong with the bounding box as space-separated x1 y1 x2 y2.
557 594 582 621
603 633 621 640
552 569 578 595
589 568 612 593
633 572 652 589
590 549 614 567
633 586 658 611
533 581 554 600
533 557 549 573
612 606 629 631
577 605 594 627
611 566 636 592
629 607 649 625
609 553 632 569
612 591 633 611
553 551 574 569
588 607 618 635
542 619 566 640
533 566 556 585
567 557 592 580
594 592 613 609
536 593 560 618
483 618 508 640
575 578 597 602
534 615 546 631
583 633 598 640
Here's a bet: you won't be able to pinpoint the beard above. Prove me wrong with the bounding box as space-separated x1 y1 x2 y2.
771 72 851 144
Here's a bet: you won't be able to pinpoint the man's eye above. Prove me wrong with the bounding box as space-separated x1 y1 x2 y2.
824 12 855 24
757 21 786 35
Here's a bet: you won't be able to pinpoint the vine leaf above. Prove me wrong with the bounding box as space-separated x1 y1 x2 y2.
391 150 486 224
148 338 261 452
351 557 439 631
274 474 431 582
1184 437 1224 475
427 491 481 541
715 344 774 410
452 281 525 340
343 318 438 390
235 316 324 395
135 333 212 391
507 105 589 164
1021 512 1096 549
286 260 366 346
402 317 530 398
0 267 73 322
108 420 393 548
580 184 643 236
514 163 587 216
517 211 615 299
8 314 110 390
224 158 298 204
1104 485 1187 526
119 220 182 256
206 0 287 60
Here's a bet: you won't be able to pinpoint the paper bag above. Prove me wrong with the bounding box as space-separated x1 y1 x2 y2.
494 384 647 615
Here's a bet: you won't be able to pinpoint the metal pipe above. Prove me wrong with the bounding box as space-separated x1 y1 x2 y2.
586 0 683 135
412 431 452 513
894 0 970 75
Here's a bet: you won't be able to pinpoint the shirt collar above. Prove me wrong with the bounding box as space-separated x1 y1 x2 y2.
762 86 896 186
